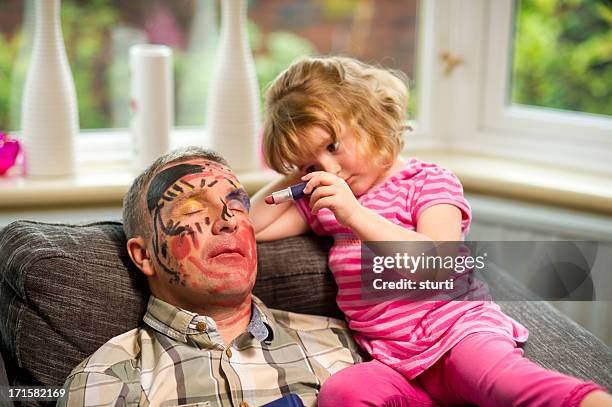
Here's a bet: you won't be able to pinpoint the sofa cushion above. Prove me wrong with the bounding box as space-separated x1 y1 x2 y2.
499 301 611 390
0 221 148 388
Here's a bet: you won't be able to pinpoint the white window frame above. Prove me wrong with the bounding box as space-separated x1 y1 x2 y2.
76 128 208 164
418 0 612 174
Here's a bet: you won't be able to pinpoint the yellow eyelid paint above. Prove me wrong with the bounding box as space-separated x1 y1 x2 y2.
178 199 207 215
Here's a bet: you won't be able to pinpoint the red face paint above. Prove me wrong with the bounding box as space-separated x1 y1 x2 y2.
236 220 257 281
171 234 191 261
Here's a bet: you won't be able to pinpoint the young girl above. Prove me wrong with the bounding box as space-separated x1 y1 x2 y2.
251 56 611 407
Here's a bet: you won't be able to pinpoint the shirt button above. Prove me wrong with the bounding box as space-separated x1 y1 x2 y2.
225 348 232 358
196 321 207 332
239 402 249 407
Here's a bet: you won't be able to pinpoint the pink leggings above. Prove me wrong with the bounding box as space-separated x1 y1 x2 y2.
319 333 606 407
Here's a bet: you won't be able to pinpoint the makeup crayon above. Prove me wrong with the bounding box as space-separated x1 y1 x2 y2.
265 182 309 204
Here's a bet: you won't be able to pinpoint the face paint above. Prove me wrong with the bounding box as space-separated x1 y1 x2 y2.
170 234 192 261
145 159 257 305
146 163 204 212
225 188 251 212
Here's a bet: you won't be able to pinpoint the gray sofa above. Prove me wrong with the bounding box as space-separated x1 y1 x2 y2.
0 221 610 406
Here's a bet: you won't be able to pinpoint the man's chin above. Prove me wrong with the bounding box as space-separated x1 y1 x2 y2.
206 279 256 303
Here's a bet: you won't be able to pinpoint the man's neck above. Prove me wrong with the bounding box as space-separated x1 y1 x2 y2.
165 292 253 346
207 298 253 346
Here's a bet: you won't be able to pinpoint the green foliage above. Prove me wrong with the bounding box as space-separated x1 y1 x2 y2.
61 0 119 129
0 30 22 131
250 23 317 103
512 0 612 116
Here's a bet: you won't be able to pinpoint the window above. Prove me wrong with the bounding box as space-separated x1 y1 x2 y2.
0 0 420 134
511 0 611 116
438 0 612 174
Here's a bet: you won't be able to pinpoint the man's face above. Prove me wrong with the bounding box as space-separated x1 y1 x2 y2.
145 159 257 306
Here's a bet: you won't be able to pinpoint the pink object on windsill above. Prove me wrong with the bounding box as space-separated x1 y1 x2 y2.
0 133 21 175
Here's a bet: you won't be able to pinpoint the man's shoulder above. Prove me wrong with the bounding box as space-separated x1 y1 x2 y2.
66 326 145 379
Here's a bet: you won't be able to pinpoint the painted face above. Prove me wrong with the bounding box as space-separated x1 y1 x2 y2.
297 123 389 196
146 159 257 305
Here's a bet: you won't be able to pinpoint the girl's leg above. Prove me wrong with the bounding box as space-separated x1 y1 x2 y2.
418 332 608 407
318 359 435 407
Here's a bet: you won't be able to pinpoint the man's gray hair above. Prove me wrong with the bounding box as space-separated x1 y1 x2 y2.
122 146 230 240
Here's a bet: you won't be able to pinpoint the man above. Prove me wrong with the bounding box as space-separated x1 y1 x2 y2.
59 147 361 407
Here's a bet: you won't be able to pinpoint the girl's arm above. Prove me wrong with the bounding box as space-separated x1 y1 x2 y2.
348 203 462 242
250 173 309 241
302 171 462 242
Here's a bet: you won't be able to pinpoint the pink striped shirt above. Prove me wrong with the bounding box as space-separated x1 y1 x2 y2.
295 158 529 379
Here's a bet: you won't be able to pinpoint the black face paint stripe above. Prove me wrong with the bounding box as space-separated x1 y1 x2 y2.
225 177 238 188
147 164 204 212
180 179 195 189
161 242 168 258
172 184 183 193
195 223 202 233
200 179 206 188
166 191 177 198
162 219 189 236
208 180 218 187
220 198 234 221
152 208 181 283
205 217 210 225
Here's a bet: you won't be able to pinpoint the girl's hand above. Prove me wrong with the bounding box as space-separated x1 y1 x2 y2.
302 171 363 227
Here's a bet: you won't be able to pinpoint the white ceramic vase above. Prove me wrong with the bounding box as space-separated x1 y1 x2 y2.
206 0 261 172
21 0 78 177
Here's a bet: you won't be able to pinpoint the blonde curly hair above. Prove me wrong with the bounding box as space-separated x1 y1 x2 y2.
262 56 409 174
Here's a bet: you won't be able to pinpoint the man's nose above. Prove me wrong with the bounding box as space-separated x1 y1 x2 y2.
211 213 238 235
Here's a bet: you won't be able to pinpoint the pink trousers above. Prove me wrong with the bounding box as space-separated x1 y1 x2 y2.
318 333 606 407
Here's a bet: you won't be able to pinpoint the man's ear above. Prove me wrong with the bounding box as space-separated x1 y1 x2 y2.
127 237 156 277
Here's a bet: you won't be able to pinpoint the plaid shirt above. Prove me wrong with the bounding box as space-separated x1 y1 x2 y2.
58 296 362 407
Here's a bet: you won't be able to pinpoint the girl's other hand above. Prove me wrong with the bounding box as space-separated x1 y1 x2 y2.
302 171 363 227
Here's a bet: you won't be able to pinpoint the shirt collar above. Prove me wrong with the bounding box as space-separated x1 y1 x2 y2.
143 295 274 345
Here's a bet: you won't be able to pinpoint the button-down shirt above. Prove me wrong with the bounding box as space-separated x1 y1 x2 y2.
58 296 362 407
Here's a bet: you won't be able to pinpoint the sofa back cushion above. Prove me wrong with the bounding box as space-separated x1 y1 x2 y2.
0 221 339 388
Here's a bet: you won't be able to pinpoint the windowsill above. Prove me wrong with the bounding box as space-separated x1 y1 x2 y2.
0 151 611 215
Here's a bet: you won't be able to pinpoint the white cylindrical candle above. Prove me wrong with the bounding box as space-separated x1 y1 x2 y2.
130 44 173 171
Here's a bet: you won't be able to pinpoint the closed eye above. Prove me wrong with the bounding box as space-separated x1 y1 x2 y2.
225 188 251 212
184 209 203 216
227 200 248 212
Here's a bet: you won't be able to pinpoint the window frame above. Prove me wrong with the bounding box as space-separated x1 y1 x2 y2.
438 0 612 174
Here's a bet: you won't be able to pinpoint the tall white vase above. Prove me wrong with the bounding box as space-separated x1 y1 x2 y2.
21 0 78 177
206 0 261 172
